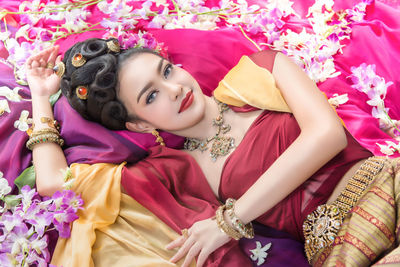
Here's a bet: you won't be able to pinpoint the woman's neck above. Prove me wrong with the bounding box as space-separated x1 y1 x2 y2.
172 95 222 140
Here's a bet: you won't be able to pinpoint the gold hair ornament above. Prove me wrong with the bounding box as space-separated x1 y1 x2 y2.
71 53 86 67
107 39 121 53
53 62 66 77
76 85 89 100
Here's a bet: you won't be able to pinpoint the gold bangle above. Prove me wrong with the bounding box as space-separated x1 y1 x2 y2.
26 132 64 150
41 117 60 131
215 205 243 240
31 127 60 137
225 198 254 239
26 117 61 137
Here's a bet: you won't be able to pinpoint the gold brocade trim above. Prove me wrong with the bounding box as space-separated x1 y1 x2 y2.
303 156 387 264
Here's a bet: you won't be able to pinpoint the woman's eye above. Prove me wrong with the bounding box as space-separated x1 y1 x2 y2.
146 90 158 104
163 64 173 79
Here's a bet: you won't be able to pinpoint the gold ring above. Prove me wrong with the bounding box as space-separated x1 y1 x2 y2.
181 228 189 238
46 62 55 69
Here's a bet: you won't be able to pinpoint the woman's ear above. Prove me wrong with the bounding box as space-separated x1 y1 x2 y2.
125 120 154 133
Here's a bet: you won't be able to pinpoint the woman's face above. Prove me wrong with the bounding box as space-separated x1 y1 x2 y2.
117 52 206 133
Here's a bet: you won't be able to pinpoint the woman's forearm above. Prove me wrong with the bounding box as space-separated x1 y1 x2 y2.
31 94 67 196
234 124 347 224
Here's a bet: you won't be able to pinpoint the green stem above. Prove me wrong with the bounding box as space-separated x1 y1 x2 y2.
384 110 400 134
1 0 102 15
49 25 103 42
170 0 181 20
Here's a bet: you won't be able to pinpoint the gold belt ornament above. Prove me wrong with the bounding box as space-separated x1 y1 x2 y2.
303 157 387 264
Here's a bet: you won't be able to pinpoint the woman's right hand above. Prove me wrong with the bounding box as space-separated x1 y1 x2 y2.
26 46 62 97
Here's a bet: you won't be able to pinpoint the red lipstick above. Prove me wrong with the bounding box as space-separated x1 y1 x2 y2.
179 90 194 113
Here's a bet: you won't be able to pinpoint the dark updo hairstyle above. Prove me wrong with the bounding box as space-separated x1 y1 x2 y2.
60 38 160 130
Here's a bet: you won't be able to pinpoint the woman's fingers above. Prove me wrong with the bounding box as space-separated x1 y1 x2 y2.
196 248 212 267
166 235 186 250
181 243 201 267
169 235 195 263
48 46 59 64
55 55 62 64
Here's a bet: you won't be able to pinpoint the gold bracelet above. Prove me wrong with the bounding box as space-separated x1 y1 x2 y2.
225 198 254 239
31 127 60 137
26 117 61 137
41 117 60 130
26 132 64 150
215 205 243 240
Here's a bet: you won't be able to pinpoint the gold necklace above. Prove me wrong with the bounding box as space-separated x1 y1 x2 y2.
184 98 235 162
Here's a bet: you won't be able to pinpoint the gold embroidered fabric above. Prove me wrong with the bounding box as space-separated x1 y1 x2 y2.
303 157 387 265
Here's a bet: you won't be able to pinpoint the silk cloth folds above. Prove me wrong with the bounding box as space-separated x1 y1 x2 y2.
51 163 194 267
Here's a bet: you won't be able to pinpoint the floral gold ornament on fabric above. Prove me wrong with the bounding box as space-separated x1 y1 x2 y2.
303 156 386 264
76 86 89 100
184 97 235 161
107 39 121 53
71 53 86 67
53 62 66 77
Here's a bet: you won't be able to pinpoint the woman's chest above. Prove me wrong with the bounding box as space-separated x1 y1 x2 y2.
188 109 264 198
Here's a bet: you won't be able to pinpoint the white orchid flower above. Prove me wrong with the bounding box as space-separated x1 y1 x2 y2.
0 172 12 198
0 86 23 102
376 143 395 156
14 110 33 132
328 93 349 108
0 99 11 116
250 241 272 266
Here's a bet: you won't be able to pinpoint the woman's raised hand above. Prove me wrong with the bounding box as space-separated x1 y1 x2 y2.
26 46 62 97
166 217 231 267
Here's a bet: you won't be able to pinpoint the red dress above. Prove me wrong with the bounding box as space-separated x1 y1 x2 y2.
120 51 373 265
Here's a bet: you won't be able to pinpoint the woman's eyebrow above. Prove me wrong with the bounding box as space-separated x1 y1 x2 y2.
136 58 164 103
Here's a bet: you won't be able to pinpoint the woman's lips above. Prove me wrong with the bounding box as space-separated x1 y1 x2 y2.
179 90 194 113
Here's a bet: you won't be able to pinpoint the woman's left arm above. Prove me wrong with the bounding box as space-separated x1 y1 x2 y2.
234 52 347 223
168 52 347 267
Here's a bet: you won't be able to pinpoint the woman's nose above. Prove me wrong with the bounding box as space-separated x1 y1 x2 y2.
166 82 183 100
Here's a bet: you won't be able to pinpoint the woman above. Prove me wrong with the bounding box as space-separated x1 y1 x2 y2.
26 38 399 267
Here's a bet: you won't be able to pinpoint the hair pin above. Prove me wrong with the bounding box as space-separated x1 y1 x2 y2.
53 62 66 77
72 53 86 67
107 39 121 53
76 85 89 100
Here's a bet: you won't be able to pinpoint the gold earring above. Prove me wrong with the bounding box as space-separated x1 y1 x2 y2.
151 129 165 146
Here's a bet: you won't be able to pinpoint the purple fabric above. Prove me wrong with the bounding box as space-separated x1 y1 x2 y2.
240 223 310 267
